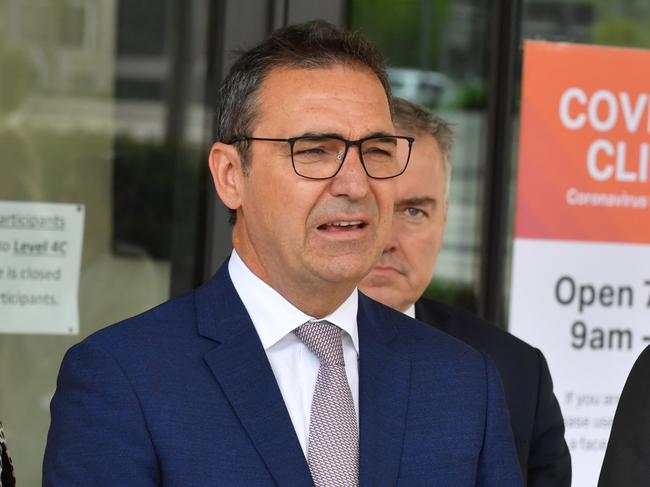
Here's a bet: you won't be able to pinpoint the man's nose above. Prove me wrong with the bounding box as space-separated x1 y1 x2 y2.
382 218 400 253
329 146 370 199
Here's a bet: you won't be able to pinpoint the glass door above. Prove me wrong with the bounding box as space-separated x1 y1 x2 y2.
0 0 212 483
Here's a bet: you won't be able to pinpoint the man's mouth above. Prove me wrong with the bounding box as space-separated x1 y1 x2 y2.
317 220 367 231
372 264 398 273
370 262 405 276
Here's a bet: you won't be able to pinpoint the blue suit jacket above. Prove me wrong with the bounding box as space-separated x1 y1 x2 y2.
44 262 522 486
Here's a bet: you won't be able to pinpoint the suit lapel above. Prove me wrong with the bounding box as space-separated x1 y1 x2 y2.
195 263 312 486
357 295 411 487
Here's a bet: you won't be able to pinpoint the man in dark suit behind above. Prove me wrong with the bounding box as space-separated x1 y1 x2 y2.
44 22 522 486
360 97 571 487
598 343 650 486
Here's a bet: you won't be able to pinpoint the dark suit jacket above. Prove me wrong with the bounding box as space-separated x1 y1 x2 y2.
43 263 522 486
598 344 650 486
415 298 571 487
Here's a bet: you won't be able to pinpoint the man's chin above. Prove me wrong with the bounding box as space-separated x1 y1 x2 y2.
359 285 404 311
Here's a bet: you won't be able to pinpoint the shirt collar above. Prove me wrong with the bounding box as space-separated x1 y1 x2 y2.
228 250 359 353
404 304 416 318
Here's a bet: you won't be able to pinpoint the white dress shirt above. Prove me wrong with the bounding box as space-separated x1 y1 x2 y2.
228 250 360 457
404 304 416 319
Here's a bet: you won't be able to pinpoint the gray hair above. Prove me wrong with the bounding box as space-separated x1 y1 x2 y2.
391 97 454 201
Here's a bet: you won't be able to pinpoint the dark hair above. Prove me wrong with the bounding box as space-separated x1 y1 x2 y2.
391 97 455 200
215 20 392 224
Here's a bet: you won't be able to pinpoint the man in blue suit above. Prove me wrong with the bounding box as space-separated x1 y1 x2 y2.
44 21 522 486
360 98 571 486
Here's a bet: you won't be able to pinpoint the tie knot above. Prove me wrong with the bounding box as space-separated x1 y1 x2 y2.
294 320 345 366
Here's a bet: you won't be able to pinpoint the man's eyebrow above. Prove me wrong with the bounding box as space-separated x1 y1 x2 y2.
396 196 437 208
365 131 397 139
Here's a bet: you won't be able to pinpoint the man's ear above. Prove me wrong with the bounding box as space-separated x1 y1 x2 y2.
208 142 244 211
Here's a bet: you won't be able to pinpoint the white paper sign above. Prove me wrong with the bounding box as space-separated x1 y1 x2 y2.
0 201 85 334
510 239 650 486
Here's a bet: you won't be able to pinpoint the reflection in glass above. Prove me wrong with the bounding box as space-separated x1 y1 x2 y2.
0 0 209 483
522 1 650 48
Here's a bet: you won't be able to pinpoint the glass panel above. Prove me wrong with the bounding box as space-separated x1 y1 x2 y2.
506 4 650 483
522 1 650 47
349 0 489 311
505 1 650 312
0 0 211 483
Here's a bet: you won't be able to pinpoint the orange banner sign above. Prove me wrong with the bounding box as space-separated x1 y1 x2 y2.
515 41 650 244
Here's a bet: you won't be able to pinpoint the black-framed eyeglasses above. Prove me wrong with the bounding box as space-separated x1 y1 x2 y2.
226 134 414 180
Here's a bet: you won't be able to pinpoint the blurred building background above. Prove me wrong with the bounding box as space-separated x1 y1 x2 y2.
1 0 649 484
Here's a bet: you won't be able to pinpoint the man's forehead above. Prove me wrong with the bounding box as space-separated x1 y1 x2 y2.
410 132 445 170
395 132 445 200
253 65 393 136
261 64 378 91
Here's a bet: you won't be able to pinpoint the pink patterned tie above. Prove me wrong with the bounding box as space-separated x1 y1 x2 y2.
294 321 359 487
